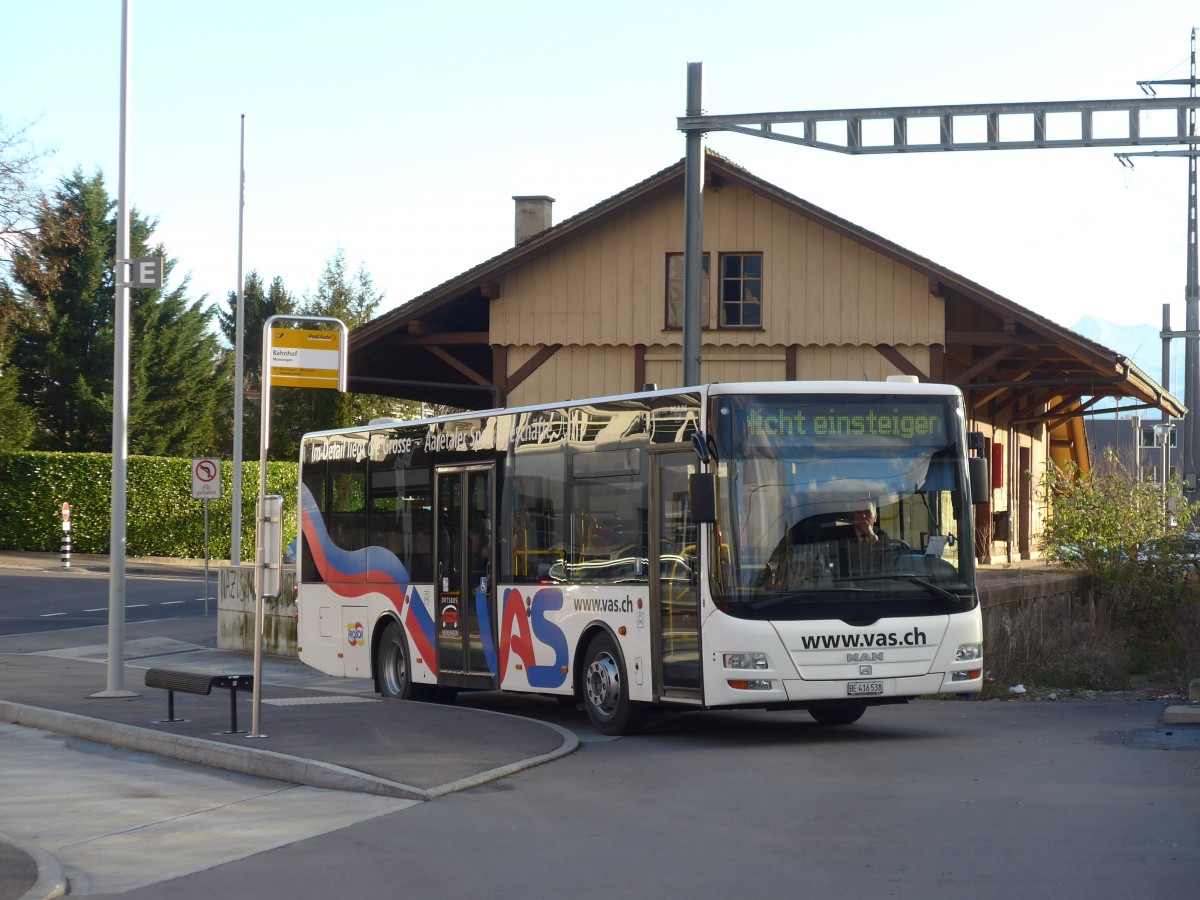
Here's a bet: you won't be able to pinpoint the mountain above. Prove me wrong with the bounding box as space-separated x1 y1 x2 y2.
1070 315 1183 396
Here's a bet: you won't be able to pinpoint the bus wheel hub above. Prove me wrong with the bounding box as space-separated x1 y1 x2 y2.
586 653 620 714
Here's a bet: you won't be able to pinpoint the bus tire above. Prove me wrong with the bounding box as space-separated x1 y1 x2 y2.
809 703 866 726
377 621 425 701
582 632 647 736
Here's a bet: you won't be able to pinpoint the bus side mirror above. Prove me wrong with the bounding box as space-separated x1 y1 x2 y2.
968 456 989 505
689 473 717 524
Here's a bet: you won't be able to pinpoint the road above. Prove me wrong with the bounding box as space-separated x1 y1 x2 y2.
38 696 1199 900
0 569 210 635
1 565 1198 898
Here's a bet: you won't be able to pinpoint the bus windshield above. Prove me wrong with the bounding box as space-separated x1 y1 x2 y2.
710 392 975 618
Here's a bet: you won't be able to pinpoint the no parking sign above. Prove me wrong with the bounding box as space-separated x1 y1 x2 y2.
191 458 221 500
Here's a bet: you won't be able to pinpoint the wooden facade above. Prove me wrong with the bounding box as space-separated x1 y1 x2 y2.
349 152 1182 562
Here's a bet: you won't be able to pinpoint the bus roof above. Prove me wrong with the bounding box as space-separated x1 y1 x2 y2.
300 378 965 441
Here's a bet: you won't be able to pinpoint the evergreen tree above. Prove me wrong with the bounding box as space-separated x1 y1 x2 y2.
270 250 412 460
129 258 231 456
216 271 297 389
0 283 34 449
10 170 116 450
216 272 296 455
6 169 229 455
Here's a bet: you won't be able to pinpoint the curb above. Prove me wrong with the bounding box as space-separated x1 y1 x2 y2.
1164 704 1200 725
0 830 66 900
0 701 580 801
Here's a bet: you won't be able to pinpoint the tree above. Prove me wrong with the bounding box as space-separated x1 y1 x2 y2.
10 170 117 450
6 168 229 455
216 271 297 386
0 115 51 259
129 259 231 456
0 283 33 449
269 250 413 460
215 272 296 455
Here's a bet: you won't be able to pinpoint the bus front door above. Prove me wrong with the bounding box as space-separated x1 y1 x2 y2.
651 450 702 701
435 466 495 686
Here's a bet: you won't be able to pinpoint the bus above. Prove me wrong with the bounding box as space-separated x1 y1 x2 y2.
295 378 988 735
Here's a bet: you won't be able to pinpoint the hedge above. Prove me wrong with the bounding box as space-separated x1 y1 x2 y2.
0 452 298 559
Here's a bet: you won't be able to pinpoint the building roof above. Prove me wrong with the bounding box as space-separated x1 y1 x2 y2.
349 151 1184 419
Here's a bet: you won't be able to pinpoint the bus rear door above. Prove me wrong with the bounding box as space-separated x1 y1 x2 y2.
435 465 496 687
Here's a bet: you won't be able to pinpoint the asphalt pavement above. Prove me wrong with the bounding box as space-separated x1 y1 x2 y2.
0 552 577 899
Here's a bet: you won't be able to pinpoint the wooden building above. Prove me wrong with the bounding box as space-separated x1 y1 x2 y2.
349 151 1183 562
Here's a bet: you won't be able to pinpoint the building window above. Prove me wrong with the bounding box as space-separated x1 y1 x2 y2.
1140 424 1177 448
665 252 710 330
719 253 762 328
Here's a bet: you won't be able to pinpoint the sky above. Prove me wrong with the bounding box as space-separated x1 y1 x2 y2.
5 0 1200 347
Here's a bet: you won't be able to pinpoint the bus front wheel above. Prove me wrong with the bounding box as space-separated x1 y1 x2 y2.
582 632 647 736
809 703 866 726
377 621 425 701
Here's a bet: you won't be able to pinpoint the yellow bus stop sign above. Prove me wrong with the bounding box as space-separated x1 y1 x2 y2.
269 328 342 389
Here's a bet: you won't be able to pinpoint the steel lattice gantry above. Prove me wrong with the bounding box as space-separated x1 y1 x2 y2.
678 62 1200 483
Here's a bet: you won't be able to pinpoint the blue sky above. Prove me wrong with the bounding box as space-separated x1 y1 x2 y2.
5 0 1200 340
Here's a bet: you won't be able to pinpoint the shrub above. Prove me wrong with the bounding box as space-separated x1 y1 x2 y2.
1037 451 1200 690
0 451 297 559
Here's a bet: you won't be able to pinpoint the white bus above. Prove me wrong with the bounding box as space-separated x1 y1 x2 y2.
295 379 988 734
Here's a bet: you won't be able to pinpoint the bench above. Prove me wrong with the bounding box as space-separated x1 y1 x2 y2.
144 668 254 734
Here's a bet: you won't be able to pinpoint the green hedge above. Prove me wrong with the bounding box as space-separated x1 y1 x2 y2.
0 452 298 559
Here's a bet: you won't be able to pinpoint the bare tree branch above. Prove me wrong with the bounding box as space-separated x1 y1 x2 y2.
0 115 53 259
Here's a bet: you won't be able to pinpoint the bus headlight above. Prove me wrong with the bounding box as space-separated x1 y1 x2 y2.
723 652 768 670
955 643 982 662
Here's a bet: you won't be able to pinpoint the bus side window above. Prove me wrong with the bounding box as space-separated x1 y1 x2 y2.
300 454 326 584
570 478 647 583
330 458 366 551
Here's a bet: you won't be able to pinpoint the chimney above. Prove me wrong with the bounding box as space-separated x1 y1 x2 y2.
513 195 554 244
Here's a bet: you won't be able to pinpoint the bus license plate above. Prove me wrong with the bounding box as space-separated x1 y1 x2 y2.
847 681 883 696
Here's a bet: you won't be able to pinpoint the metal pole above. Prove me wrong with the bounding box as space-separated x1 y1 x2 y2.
231 114 247 565
203 497 210 617
1163 427 1171 524
682 62 705 388
249 320 272 738
1162 302 1172 396
96 0 136 699
1186 29 1199 492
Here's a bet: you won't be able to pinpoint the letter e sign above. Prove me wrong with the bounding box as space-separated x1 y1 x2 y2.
131 257 163 289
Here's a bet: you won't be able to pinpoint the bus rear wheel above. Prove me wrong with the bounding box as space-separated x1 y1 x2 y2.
377 621 426 701
582 632 647 736
809 703 866 726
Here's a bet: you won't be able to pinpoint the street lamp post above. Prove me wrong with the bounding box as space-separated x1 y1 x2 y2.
1154 422 1176 526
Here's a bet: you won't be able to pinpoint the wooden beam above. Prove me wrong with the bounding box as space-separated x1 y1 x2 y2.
930 344 945 383
426 345 493 388
874 343 926 380
952 344 1019 385
393 332 489 345
492 345 509 399
945 330 1054 346
508 344 563 392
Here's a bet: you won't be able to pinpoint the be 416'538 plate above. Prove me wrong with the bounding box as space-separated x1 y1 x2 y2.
847 681 884 696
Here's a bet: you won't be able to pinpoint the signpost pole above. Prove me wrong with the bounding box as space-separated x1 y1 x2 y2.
190 458 221 617
203 498 210 617
249 315 348 739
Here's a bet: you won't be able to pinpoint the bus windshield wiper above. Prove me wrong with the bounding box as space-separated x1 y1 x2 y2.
848 574 965 605
748 587 871 610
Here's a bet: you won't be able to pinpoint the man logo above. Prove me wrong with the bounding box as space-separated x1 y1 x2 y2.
847 651 883 662
859 664 873 676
